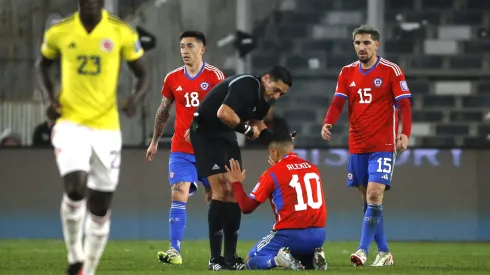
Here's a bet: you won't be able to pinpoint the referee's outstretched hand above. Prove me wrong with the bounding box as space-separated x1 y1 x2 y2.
225 158 246 183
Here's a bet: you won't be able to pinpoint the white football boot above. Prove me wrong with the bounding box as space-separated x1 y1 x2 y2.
350 249 367 267
371 251 394 266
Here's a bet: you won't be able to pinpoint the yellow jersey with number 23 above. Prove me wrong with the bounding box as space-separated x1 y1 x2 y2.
40 10 144 130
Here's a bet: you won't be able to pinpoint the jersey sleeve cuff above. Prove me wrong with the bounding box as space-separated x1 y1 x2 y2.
334 92 348 99
124 50 144 62
41 49 58 60
395 94 411 100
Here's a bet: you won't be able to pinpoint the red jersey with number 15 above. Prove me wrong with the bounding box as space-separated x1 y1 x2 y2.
334 57 411 154
249 153 327 230
161 63 225 154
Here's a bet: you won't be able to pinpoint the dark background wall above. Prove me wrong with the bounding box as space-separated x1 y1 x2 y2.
1 148 489 241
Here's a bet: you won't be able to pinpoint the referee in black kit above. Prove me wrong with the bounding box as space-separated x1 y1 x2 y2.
188 65 292 270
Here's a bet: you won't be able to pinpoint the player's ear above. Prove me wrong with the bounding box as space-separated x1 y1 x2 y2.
200 45 206 55
262 74 270 83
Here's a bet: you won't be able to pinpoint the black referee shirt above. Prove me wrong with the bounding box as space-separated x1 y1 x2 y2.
195 74 271 135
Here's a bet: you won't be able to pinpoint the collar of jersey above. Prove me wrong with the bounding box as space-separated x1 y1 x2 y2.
358 55 381 75
282 152 297 160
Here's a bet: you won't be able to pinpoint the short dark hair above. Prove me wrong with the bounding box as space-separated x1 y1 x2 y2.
267 131 294 147
268 65 293 87
180 30 206 46
352 25 380 41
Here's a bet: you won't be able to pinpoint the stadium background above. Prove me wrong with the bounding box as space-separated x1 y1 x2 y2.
1 0 490 242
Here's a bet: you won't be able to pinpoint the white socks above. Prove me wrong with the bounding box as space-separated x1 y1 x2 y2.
82 212 111 275
61 194 111 275
60 194 86 264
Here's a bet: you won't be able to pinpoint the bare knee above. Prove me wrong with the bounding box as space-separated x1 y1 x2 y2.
87 189 113 217
366 183 385 204
171 182 191 202
63 171 88 201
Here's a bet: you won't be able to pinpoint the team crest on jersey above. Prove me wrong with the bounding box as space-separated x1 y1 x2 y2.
169 172 174 179
200 81 209 90
373 77 383 87
348 173 353 180
100 38 114 53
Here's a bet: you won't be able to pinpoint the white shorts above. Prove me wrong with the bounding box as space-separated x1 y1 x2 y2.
51 121 122 192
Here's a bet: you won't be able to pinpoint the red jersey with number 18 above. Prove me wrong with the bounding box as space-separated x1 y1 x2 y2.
334 58 411 154
249 153 327 230
161 63 225 154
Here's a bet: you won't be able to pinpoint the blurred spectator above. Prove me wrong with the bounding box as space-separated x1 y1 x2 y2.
0 129 22 147
246 105 289 147
32 120 54 146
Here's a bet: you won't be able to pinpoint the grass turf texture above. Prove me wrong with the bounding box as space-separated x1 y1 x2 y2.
0 240 489 274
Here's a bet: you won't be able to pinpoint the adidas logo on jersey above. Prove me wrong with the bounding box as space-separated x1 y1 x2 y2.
350 81 356 87
176 86 183 91
382 174 389 180
212 164 220 170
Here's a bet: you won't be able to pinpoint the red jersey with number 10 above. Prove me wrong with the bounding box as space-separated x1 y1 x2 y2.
161 63 225 154
249 153 327 230
334 57 411 154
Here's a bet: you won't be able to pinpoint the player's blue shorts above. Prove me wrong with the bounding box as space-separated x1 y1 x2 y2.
168 152 211 195
248 227 326 266
347 151 395 189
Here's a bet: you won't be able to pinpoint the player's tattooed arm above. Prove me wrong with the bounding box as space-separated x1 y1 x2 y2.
127 58 151 104
35 56 56 104
151 96 174 143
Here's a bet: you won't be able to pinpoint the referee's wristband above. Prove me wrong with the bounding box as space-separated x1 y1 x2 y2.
235 122 255 138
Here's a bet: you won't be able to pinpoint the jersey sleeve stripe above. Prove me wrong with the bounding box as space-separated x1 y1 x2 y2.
108 15 137 33
380 59 402 76
269 172 283 221
395 94 411 100
163 66 184 82
206 64 225 80
205 64 225 80
335 92 348 98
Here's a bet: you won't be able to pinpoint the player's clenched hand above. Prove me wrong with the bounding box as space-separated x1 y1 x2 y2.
46 100 61 122
321 124 332 140
184 129 191 142
396 134 409 153
121 96 137 118
225 158 246 183
248 126 260 140
146 142 158 162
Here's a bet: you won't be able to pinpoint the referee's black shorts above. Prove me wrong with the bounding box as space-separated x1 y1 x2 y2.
190 128 242 178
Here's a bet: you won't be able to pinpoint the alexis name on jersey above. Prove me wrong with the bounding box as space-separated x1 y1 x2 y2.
286 162 312 171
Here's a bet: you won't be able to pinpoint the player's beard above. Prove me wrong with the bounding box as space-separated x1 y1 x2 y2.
358 53 373 64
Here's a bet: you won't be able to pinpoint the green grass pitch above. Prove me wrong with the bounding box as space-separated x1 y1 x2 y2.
1 240 489 274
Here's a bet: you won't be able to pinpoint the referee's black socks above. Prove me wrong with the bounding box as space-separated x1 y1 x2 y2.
223 202 242 264
208 200 224 260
